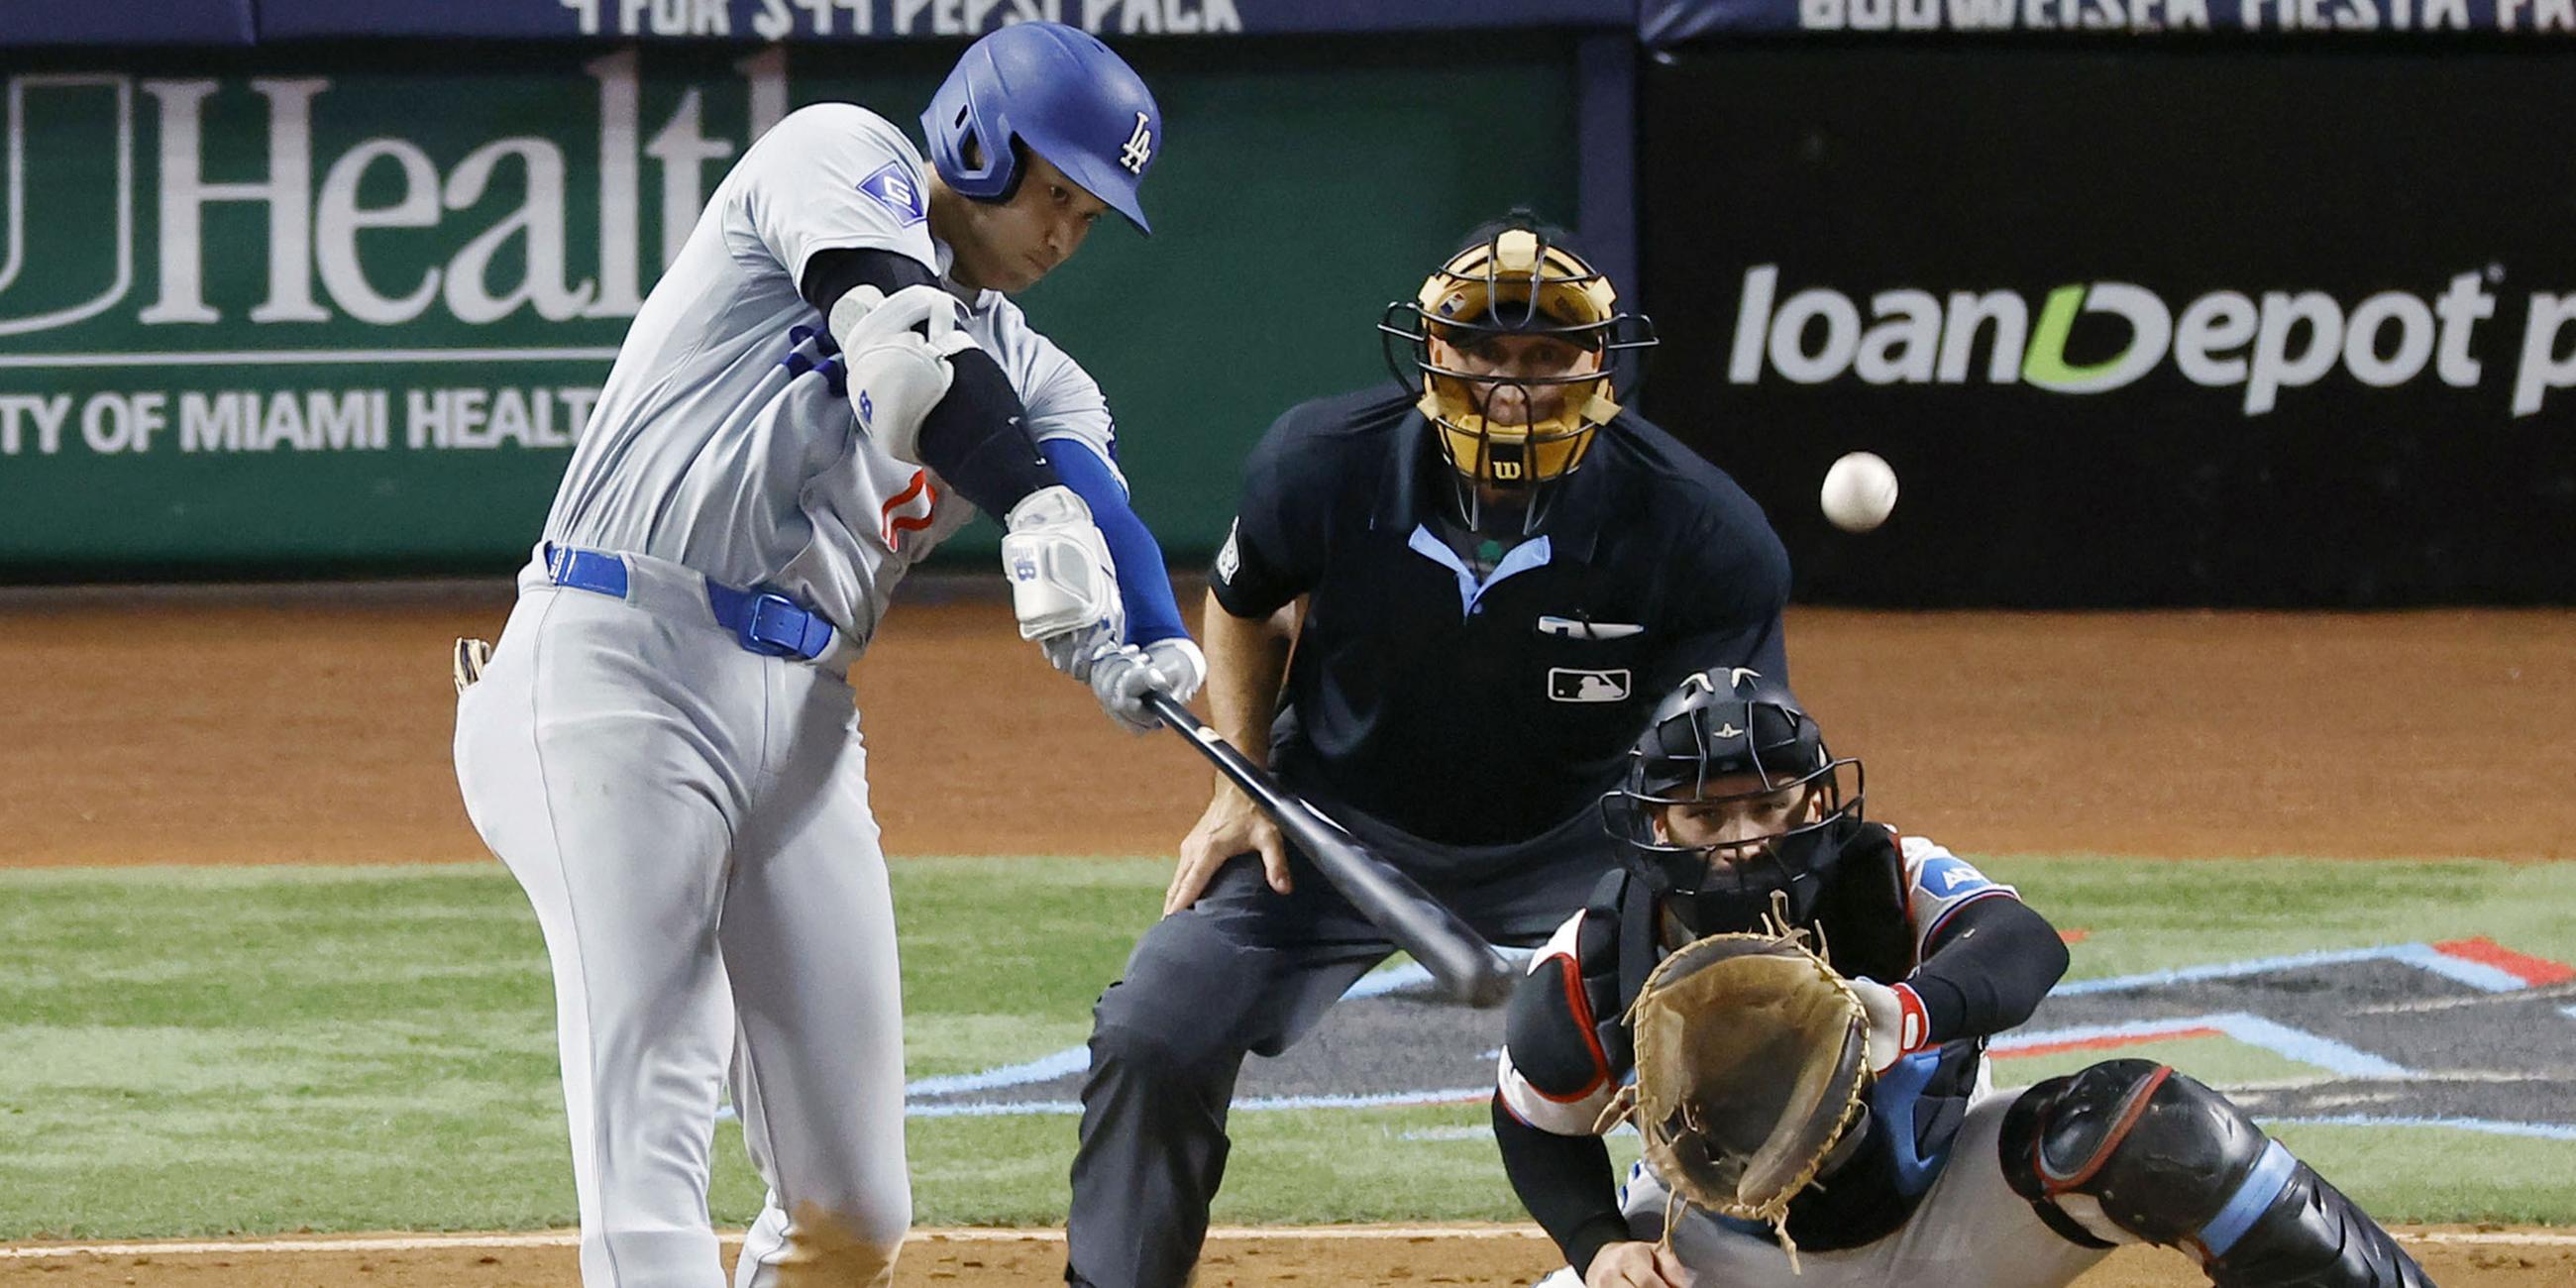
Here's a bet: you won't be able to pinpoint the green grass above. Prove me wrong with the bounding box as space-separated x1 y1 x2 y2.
1993 856 2576 979
1 856 2570 1238
2267 1124 2576 1226
2004 1031 2320 1089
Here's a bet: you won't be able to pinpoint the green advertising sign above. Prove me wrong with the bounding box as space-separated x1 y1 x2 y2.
0 42 1574 579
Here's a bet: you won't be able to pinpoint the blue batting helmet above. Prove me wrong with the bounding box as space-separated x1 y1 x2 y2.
921 22 1161 235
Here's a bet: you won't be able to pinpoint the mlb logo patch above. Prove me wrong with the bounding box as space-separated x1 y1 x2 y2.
1547 668 1631 703
857 161 926 226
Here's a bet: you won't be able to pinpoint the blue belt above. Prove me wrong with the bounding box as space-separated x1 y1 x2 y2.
545 545 839 662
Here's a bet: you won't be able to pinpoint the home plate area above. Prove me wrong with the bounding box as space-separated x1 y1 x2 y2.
906 937 2576 1136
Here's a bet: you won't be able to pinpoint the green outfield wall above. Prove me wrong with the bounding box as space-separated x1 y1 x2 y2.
0 41 1576 580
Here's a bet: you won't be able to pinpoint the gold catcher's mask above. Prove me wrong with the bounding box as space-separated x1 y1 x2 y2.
1379 214 1657 532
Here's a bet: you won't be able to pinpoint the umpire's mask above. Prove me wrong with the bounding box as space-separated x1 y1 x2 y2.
1378 212 1656 534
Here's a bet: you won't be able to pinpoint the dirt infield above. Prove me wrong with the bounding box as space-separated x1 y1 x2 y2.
3 1230 2572 1287
0 586 2569 869
3 586 2570 1284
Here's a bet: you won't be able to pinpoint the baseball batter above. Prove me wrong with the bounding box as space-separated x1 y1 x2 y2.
451 25 1200 1288
1494 670 2431 1288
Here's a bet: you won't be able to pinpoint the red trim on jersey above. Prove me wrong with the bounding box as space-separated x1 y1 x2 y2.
882 469 928 512
1525 951 1612 1105
880 471 939 547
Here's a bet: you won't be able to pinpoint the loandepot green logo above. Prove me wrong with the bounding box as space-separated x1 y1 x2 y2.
1727 266 2576 417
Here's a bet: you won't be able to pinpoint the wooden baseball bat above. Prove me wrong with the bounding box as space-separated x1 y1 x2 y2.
1144 691 1515 1009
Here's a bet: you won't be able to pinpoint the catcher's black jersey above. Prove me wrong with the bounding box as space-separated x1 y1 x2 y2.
1207 385 1788 851
1494 826 2029 1252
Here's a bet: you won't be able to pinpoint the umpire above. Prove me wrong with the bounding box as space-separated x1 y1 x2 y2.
1064 213 1792 1287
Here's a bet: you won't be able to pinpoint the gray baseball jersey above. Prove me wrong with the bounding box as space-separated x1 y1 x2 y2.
458 100 1127 1288
542 101 1124 646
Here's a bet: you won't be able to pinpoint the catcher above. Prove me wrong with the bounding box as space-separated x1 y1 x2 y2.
1491 668 2431 1288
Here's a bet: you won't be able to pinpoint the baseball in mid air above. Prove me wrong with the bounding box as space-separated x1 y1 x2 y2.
1820 451 1899 533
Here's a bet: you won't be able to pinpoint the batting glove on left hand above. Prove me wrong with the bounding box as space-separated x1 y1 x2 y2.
1040 629 1121 684
1140 637 1206 706
1087 644 1164 734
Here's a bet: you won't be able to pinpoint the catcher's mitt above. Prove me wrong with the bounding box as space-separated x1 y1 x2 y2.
1598 927 1871 1266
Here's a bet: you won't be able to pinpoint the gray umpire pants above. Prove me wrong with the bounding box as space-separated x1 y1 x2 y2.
1063 802 1620 1288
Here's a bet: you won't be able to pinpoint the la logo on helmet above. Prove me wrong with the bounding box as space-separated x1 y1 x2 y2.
1119 112 1153 173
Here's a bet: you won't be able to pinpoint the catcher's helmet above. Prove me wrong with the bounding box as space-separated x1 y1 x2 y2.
922 23 1160 233
1603 668 1864 930
1377 212 1657 533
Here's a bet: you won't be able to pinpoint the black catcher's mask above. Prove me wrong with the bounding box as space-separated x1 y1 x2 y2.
1601 668 1865 935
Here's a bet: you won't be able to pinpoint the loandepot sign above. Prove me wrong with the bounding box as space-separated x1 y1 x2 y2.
1727 265 2576 417
0 54 783 460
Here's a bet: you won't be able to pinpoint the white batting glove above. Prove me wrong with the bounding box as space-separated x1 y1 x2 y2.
1038 632 1114 684
1139 637 1206 706
1851 977 1930 1076
1087 644 1164 734
1002 485 1126 682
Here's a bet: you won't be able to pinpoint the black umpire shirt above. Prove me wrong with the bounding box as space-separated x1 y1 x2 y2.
1210 386 1790 850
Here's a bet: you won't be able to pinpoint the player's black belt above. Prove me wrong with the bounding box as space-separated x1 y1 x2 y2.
543 544 840 662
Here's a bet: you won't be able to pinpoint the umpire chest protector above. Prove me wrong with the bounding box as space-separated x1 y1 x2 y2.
1210 387 1788 848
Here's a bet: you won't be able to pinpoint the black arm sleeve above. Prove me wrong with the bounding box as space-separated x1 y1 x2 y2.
916 351 1059 517
799 246 931 312
799 247 1059 518
1908 895 2070 1042
1491 1093 1633 1274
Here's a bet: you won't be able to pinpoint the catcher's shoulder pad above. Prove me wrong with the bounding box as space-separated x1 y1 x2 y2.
1505 912 1616 1101
1575 866 1652 1075
1501 869 1646 1100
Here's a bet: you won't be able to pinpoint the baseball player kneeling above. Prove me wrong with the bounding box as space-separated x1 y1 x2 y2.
1493 669 2431 1288
452 23 1198 1288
